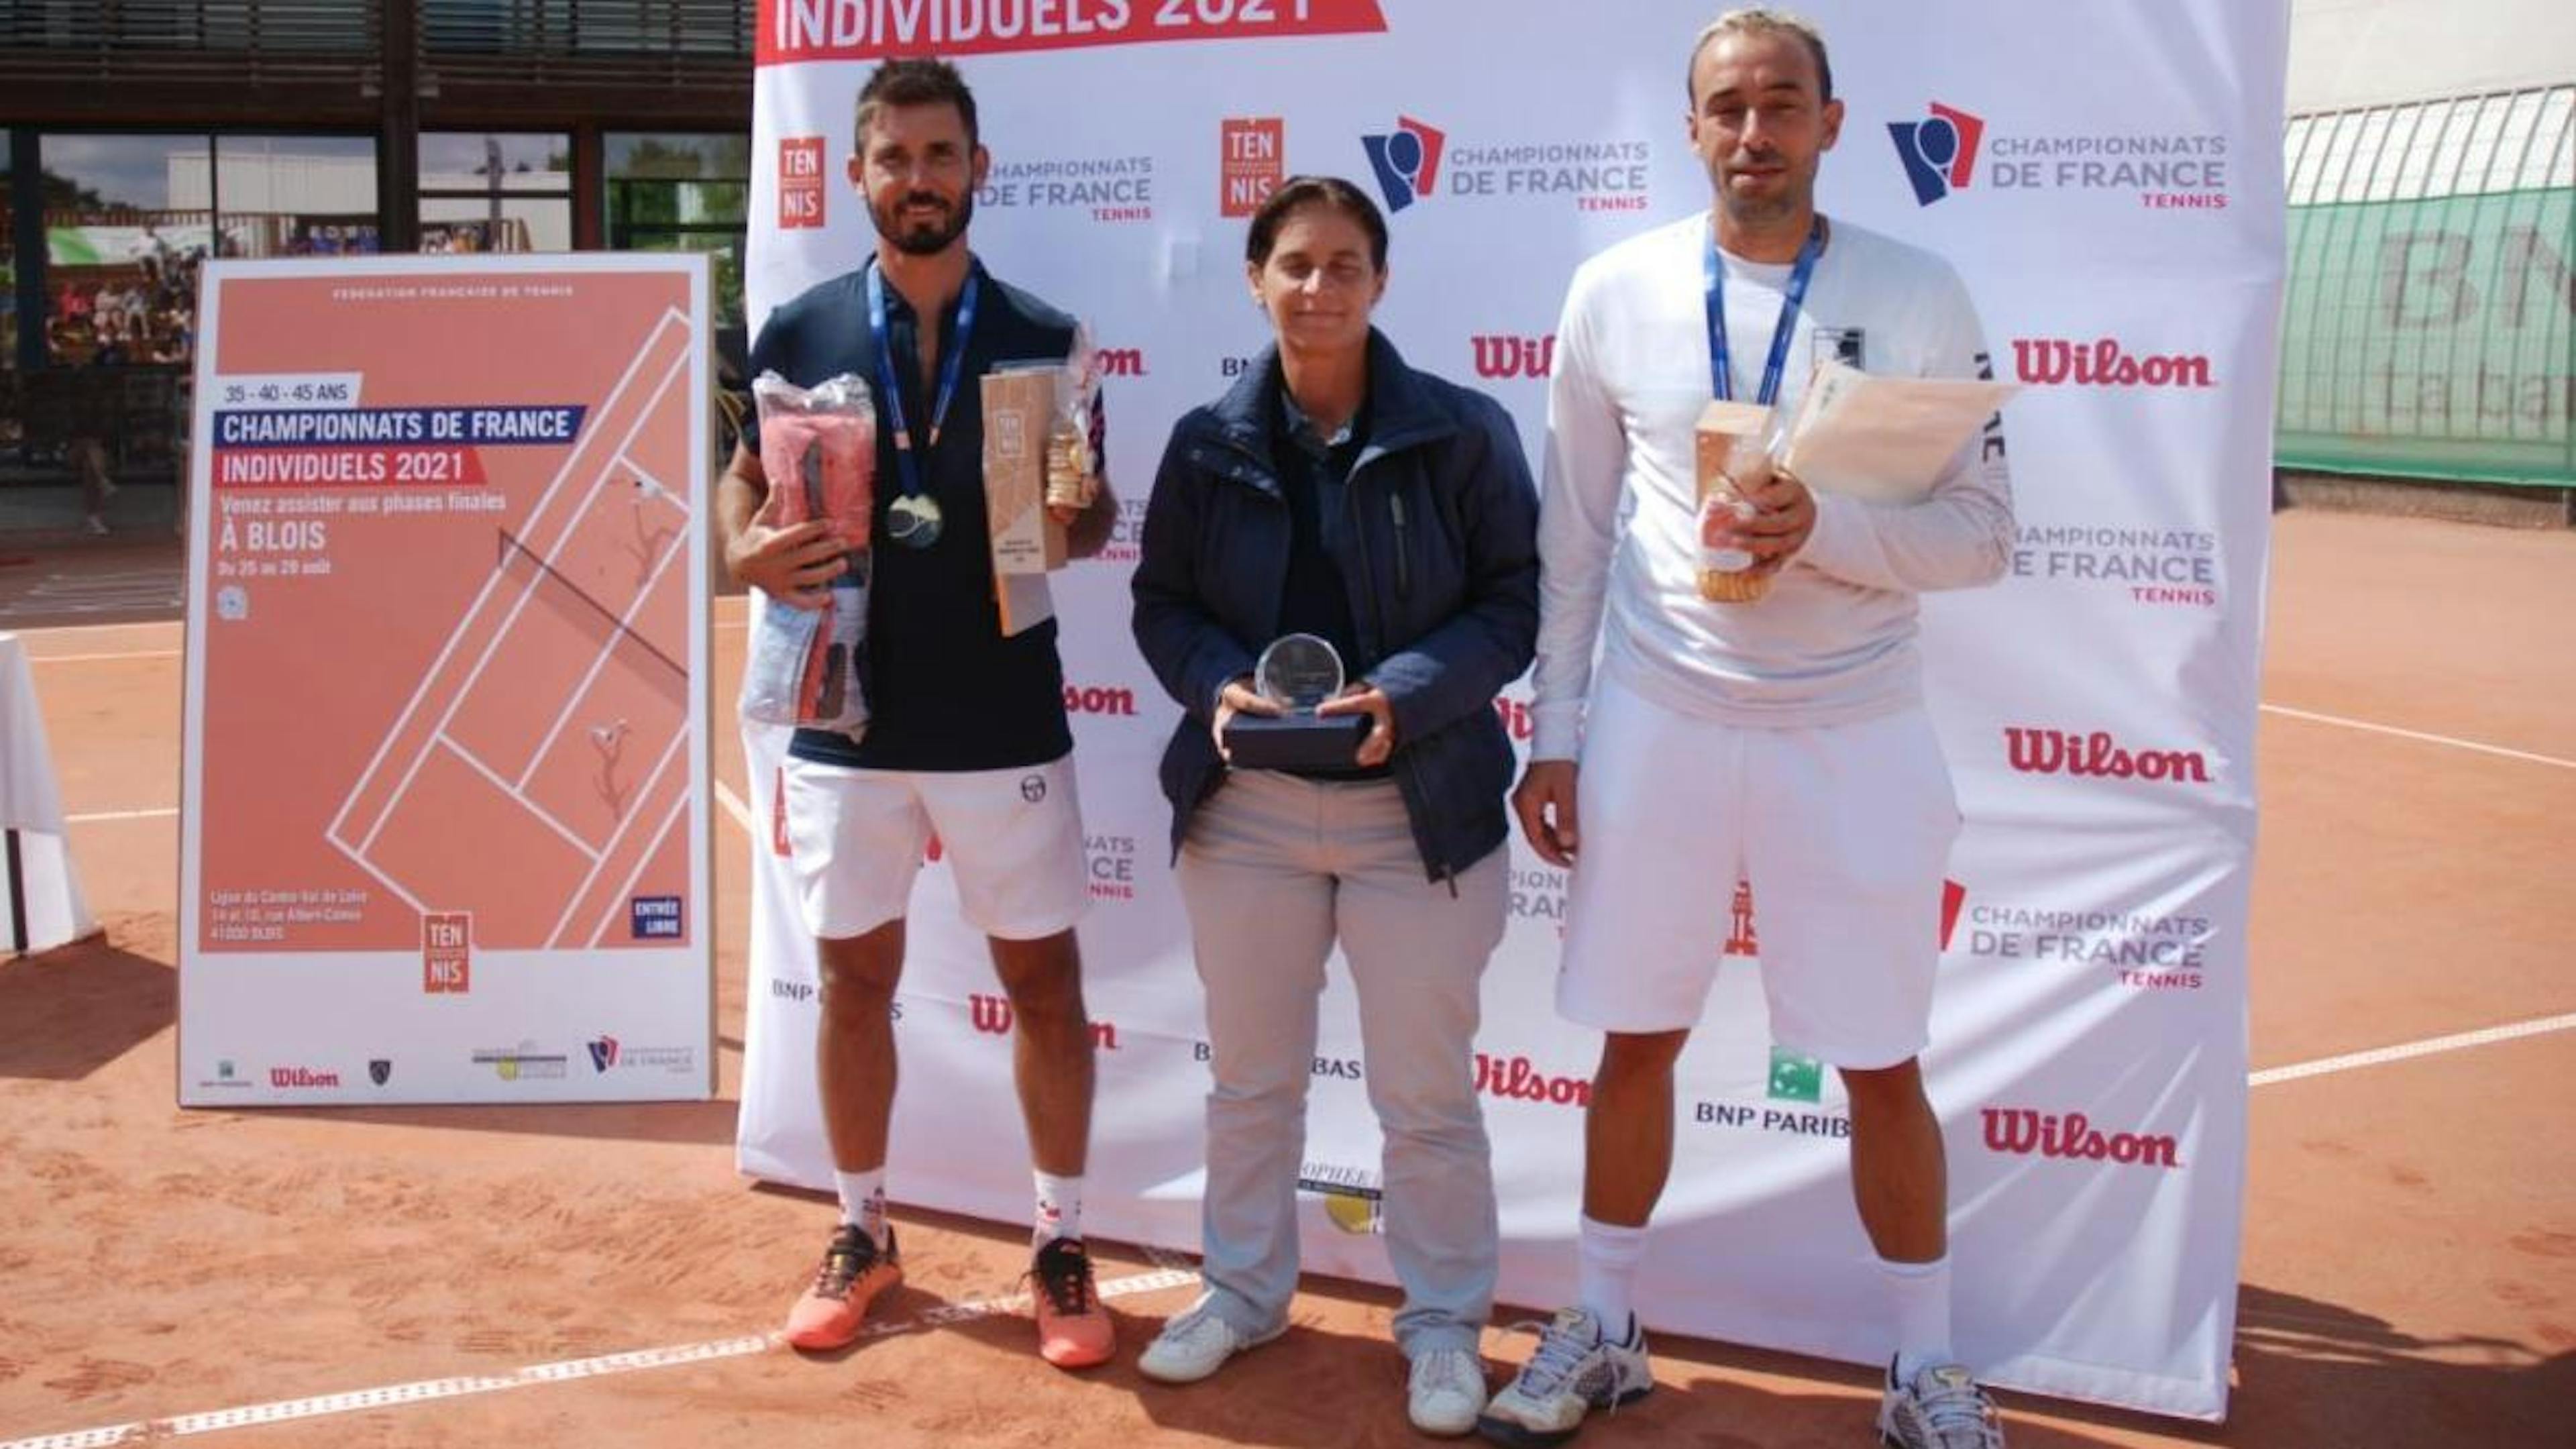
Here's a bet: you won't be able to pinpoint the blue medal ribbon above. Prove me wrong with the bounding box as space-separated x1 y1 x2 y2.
1703 217 1825 406
865 259 981 505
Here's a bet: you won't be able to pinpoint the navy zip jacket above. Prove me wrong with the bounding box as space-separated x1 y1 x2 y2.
1131 330 1540 881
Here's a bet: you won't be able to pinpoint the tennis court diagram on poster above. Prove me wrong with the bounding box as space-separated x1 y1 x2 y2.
178 254 713 1107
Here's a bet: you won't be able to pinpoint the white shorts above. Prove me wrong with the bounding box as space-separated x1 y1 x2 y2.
1555 679 1960 1069
781 753 1088 941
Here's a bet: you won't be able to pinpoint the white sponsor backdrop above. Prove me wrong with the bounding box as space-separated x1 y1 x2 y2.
737 0 2284 1419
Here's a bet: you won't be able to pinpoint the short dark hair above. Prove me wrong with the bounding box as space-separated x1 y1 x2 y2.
1244 176 1389 272
855 56 979 153
1687 8 1833 107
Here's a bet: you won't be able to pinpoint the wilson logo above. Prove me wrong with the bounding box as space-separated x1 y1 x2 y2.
968 994 1121 1050
1470 335 1555 380
1473 1053 1591 1108
270 1067 340 1089
2004 728 2210 784
1982 1107 2181 1168
1095 347 1147 378
1064 684 1138 716
2012 338 2213 389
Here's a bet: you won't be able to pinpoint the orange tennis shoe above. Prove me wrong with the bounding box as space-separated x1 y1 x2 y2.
1028 1237 1115 1369
784 1222 902 1351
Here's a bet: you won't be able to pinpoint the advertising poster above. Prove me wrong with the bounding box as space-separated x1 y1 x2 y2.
178 254 714 1106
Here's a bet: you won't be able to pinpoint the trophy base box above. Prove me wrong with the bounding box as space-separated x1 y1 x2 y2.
1224 713 1373 771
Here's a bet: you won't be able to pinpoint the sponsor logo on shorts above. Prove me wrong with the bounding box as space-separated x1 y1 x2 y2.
1297 1159 1384 1234
1961 900 2211 989
270 1066 340 1089
971 994 1120 1050
2004 727 2212 784
1473 1053 1591 1108
1982 1107 2182 1168
1221 117 1285 218
771 977 816 1005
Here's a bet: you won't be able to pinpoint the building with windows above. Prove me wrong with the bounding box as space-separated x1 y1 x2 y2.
1 1 753 477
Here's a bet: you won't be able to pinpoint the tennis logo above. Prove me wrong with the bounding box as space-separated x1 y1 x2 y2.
1888 103 1985 205
1767 1046 1823 1104
1221 117 1286 218
779 137 826 228
1361 115 1446 212
422 911 472 994
1982 1107 2181 1168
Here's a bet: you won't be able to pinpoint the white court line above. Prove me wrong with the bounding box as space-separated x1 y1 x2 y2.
716 781 755 835
0 1268 1198 1449
2261 703 2576 772
64 807 178 824
2249 1011 2576 1087
28 649 182 665
432 735 602 863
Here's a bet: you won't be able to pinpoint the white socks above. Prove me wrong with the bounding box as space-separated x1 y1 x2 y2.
1882 1254 1953 1381
1576 1215 1649 1340
835 1168 888 1248
1034 1170 1084 1244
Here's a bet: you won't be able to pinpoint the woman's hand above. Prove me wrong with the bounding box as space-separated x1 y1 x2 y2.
1212 676 1279 761
1317 684 1397 769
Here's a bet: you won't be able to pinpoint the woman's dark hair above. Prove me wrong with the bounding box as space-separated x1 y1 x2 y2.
1244 176 1389 272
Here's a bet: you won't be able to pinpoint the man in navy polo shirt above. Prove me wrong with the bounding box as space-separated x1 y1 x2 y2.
716 55 1120 1370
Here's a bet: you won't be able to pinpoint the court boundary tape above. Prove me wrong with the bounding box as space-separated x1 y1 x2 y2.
2247 1010 2576 1087
0 1268 1199 1449
2259 702 2575 771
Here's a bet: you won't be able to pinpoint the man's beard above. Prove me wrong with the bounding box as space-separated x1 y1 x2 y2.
871 189 973 256
1712 155 1809 229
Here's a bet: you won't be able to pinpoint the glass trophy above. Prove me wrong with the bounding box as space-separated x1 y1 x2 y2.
1222 633 1374 770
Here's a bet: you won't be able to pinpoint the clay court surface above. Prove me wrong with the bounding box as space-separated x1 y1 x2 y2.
1 507 2569 1447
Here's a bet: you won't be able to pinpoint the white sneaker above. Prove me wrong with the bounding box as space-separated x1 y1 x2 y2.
1136 1296 1283 1385
1474 1307 1651 1446
1877 1358 2005 1448
1407 1346 1489 1436
83 515 110 536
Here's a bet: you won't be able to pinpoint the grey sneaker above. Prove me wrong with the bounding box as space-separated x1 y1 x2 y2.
1407 1346 1489 1436
1136 1295 1284 1385
1474 1307 1651 1446
1878 1358 2005 1448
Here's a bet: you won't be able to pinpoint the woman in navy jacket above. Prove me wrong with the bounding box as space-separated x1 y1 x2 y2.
1129 176 1539 1437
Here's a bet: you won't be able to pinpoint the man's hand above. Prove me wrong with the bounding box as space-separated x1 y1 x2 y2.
1715 464 1818 578
1317 684 1397 769
1212 676 1279 761
1512 759 1582 867
725 519 847 608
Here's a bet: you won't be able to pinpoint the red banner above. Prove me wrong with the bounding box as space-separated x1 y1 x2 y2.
757 0 1388 64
